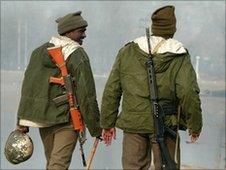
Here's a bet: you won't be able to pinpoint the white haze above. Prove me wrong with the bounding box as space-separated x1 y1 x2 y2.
1 1 225 170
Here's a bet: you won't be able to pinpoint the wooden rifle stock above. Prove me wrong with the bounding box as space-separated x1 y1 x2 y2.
47 46 68 76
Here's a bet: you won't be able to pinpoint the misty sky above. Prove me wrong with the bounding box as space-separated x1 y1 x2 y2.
1 1 225 80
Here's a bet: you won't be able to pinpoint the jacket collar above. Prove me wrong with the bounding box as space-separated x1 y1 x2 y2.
49 35 81 60
133 36 186 54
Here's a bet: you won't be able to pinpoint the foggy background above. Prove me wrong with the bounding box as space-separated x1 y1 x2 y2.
1 1 225 170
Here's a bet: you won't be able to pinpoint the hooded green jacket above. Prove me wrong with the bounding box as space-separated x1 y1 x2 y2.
17 42 101 137
100 41 202 134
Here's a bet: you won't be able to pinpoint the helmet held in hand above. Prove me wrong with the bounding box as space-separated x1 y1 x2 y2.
4 130 34 164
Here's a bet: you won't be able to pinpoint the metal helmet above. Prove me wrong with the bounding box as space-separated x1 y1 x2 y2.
4 130 34 164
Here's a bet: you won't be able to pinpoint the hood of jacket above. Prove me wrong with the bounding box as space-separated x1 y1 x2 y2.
42 36 82 68
49 35 81 60
133 36 187 73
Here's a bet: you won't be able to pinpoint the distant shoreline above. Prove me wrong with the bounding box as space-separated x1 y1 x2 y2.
1 69 225 98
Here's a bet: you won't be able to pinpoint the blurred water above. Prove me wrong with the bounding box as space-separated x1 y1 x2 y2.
1 1 225 79
1 70 225 169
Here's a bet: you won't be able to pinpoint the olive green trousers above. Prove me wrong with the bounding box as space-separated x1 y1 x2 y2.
122 132 180 170
39 122 78 170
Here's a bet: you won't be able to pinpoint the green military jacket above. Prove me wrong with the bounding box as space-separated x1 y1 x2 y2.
100 41 202 134
17 42 101 137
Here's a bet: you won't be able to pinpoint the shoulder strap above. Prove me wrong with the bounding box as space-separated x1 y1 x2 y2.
152 39 166 54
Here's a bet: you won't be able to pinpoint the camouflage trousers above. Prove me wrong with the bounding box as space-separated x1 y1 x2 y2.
122 132 180 170
39 122 78 170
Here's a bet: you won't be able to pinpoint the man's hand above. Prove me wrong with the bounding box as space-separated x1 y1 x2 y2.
102 128 116 146
16 125 29 133
186 130 200 143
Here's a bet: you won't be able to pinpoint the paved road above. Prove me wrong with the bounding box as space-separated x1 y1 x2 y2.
1 71 225 169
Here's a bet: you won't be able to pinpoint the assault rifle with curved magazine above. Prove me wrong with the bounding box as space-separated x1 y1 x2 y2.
47 46 87 167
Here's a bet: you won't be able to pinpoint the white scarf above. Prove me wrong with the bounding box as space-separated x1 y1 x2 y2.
49 35 81 60
133 36 186 54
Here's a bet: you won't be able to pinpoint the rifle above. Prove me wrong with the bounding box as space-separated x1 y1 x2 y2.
145 28 178 170
47 46 87 167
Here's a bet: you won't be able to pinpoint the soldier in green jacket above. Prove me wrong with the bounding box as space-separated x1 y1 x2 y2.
16 11 101 169
100 5 202 170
